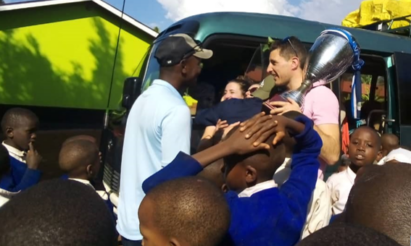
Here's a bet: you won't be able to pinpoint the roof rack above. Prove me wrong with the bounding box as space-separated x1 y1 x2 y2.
359 14 411 37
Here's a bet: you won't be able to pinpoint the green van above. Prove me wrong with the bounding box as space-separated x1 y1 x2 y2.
103 12 411 206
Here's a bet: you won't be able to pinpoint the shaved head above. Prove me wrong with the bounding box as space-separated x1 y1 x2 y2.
139 177 230 246
345 164 411 246
59 139 99 178
381 134 400 156
63 135 97 146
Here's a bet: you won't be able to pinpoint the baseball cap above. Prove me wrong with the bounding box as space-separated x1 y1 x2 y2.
252 75 275 100
155 33 213 67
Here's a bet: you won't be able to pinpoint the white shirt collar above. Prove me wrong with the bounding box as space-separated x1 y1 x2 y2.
0 187 19 198
2 142 26 163
238 180 278 198
345 166 356 184
69 178 95 190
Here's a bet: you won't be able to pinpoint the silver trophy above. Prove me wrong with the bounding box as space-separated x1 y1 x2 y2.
280 29 362 107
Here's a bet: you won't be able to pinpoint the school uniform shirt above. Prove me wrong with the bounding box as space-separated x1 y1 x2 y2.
326 166 356 215
117 79 191 240
0 143 41 192
142 116 322 246
0 187 19 208
274 158 332 239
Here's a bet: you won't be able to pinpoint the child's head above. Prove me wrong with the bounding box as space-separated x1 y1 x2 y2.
59 139 100 180
139 177 230 246
0 144 10 177
63 135 98 146
222 112 299 192
0 179 117 246
345 163 411 246
1 108 39 151
348 126 381 169
380 133 400 157
296 223 401 246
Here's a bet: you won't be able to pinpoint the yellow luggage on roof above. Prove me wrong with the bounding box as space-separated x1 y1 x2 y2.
342 0 411 29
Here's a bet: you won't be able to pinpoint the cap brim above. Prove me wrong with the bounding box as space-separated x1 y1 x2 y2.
252 88 270 100
193 49 213 59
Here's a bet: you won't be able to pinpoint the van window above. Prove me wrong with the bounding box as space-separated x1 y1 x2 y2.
141 43 160 91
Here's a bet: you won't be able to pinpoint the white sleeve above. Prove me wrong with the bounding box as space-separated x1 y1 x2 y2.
160 105 192 166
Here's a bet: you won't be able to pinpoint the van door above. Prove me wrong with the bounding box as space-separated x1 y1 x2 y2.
393 52 411 147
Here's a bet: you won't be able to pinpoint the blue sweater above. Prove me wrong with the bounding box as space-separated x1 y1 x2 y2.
143 116 322 246
194 98 263 126
0 157 41 192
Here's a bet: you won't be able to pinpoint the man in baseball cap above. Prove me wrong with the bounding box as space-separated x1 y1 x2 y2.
117 33 212 246
252 75 275 100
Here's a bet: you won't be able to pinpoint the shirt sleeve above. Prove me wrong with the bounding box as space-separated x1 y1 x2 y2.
160 105 192 166
307 87 340 125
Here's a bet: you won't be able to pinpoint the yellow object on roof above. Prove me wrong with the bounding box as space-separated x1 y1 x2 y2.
342 0 411 29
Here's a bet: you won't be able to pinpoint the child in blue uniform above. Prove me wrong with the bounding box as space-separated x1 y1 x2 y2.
142 112 322 246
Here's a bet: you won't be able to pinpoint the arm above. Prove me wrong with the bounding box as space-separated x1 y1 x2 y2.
161 105 192 165
0 168 41 192
310 88 340 165
279 116 322 216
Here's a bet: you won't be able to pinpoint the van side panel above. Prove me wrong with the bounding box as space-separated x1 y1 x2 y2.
0 2 153 110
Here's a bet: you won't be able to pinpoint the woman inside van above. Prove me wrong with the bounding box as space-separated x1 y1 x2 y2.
220 76 254 101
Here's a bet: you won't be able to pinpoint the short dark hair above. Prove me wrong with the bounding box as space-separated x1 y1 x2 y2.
59 139 99 174
351 126 382 148
0 144 10 176
146 177 230 246
0 179 117 246
297 223 401 246
270 36 308 70
1 108 38 133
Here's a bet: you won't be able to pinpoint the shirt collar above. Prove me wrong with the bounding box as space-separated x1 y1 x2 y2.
69 178 95 190
238 180 278 198
152 79 183 99
2 142 26 162
346 166 356 184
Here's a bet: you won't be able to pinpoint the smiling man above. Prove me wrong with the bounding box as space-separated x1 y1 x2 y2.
266 36 340 179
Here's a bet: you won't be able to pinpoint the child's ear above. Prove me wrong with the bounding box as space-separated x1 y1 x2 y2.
5 127 13 138
169 238 181 246
86 164 93 178
245 165 257 185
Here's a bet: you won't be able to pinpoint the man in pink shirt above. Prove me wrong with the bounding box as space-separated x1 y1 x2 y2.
268 36 340 179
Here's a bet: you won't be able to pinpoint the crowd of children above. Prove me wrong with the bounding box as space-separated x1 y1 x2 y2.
0 106 410 246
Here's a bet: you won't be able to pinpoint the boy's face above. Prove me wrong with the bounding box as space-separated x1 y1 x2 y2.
7 117 38 151
89 154 101 180
348 128 380 167
138 197 173 246
223 161 248 192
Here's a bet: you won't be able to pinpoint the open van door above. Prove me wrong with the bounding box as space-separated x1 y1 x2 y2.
393 52 411 147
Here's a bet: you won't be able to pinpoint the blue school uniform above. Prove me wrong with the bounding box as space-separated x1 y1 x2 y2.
143 116 322 246
1 143 41 191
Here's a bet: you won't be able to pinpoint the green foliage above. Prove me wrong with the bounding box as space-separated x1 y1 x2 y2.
262 37 274 52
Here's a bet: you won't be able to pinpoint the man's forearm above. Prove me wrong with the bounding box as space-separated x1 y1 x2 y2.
192 142 232 168
314 125 340 164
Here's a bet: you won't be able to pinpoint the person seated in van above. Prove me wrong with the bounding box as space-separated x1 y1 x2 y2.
195 75 274 143
143 112 322 246
59 138 115 219
1 108 42 191
326 126 380 215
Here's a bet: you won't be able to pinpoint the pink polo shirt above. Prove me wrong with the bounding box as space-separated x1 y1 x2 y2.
303 84 339 180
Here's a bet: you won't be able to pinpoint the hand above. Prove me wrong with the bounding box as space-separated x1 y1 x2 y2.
269 98 301 115
215 119 229 132
26 142 42 169
239 112 288 146
221 122 241 139
222 122 272 155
